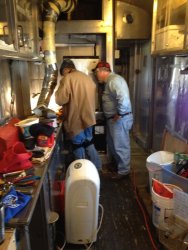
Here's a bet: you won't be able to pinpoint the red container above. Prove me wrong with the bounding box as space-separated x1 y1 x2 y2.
53 180 65 216
37 133 54 148
0 118 20 160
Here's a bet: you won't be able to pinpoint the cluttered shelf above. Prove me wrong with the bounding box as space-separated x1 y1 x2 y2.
0 119 64 250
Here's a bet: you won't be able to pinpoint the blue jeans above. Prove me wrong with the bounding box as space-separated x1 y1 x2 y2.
106 115 133 175
71 127 102 170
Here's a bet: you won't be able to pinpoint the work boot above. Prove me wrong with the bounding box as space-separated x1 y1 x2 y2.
102 163 117 173
98 168 113 177
111 172 130 181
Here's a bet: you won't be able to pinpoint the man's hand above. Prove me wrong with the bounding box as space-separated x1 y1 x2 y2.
113 114 121 122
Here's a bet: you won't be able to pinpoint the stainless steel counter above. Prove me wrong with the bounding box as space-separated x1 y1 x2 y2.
7 124 63 250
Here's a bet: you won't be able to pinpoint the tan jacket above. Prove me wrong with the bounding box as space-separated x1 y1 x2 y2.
55 70 96 138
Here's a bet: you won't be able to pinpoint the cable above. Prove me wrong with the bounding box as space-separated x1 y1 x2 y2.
56 239 66 250
130 163 159 250
85 203 104 250
56 203 104 250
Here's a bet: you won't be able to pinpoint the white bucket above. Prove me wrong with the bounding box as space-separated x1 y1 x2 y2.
146 151 174 192
151 184 182 229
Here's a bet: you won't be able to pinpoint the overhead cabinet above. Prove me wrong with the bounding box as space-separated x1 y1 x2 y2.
151 0 188 54
0 0 40 59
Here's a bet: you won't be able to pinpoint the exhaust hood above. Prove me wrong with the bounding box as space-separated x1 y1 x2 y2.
55 34 97 47
116 1 151 40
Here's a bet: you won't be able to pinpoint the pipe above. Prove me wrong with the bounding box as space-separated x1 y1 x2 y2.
33 0 77 117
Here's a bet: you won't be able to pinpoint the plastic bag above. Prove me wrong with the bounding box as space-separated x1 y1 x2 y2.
2 187 31 223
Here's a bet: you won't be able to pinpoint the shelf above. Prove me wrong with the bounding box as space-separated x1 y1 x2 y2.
0 40 15 51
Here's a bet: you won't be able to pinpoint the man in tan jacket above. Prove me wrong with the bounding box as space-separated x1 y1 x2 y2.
55 59 102 170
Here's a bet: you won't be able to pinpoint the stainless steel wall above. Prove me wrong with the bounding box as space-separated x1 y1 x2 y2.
116 1 151 40
0 60 42 122
152 56 188 150
0 61 12 122
129 41 153 149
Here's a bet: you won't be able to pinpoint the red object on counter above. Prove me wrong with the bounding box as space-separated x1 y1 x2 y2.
37 133 54 148
0 118 20 160
0 141 32 174
180 169 188 178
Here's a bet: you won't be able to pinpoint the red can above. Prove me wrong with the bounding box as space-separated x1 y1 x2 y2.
37 133 54 148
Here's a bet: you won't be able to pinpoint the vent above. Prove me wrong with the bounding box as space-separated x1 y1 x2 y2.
58 0 102 20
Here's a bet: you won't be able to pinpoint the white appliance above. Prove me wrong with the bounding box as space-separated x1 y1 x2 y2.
65 159 100 244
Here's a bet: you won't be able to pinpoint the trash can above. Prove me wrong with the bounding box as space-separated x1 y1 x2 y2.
146 151 174 192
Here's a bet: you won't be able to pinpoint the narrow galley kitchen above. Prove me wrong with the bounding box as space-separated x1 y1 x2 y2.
1 0 188 250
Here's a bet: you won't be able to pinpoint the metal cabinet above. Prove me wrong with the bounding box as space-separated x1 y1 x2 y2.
151 0 188 53
0 0 40 59
0 0 16 52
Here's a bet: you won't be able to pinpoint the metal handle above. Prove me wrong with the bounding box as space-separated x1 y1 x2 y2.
2 25 9 44
17 25 24 47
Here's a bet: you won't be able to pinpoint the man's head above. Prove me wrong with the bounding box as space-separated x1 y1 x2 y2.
60 59 76 76
93 61 111 83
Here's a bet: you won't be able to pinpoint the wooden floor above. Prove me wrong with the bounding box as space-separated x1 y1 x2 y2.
56 136 165 250
94 174 163 250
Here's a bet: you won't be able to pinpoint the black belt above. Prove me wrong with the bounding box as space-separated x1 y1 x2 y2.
107 112 132 120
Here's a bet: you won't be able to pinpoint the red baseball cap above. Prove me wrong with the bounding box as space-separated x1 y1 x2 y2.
93 61 111 72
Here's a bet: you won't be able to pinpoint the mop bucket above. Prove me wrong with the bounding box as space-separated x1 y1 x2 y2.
151 184 182 229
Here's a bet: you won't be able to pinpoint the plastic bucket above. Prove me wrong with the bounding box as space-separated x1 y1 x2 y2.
151 184 182 229
162 164 188 193
146 151 174 192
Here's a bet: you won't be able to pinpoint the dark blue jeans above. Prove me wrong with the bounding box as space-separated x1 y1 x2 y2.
71 127 102 170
